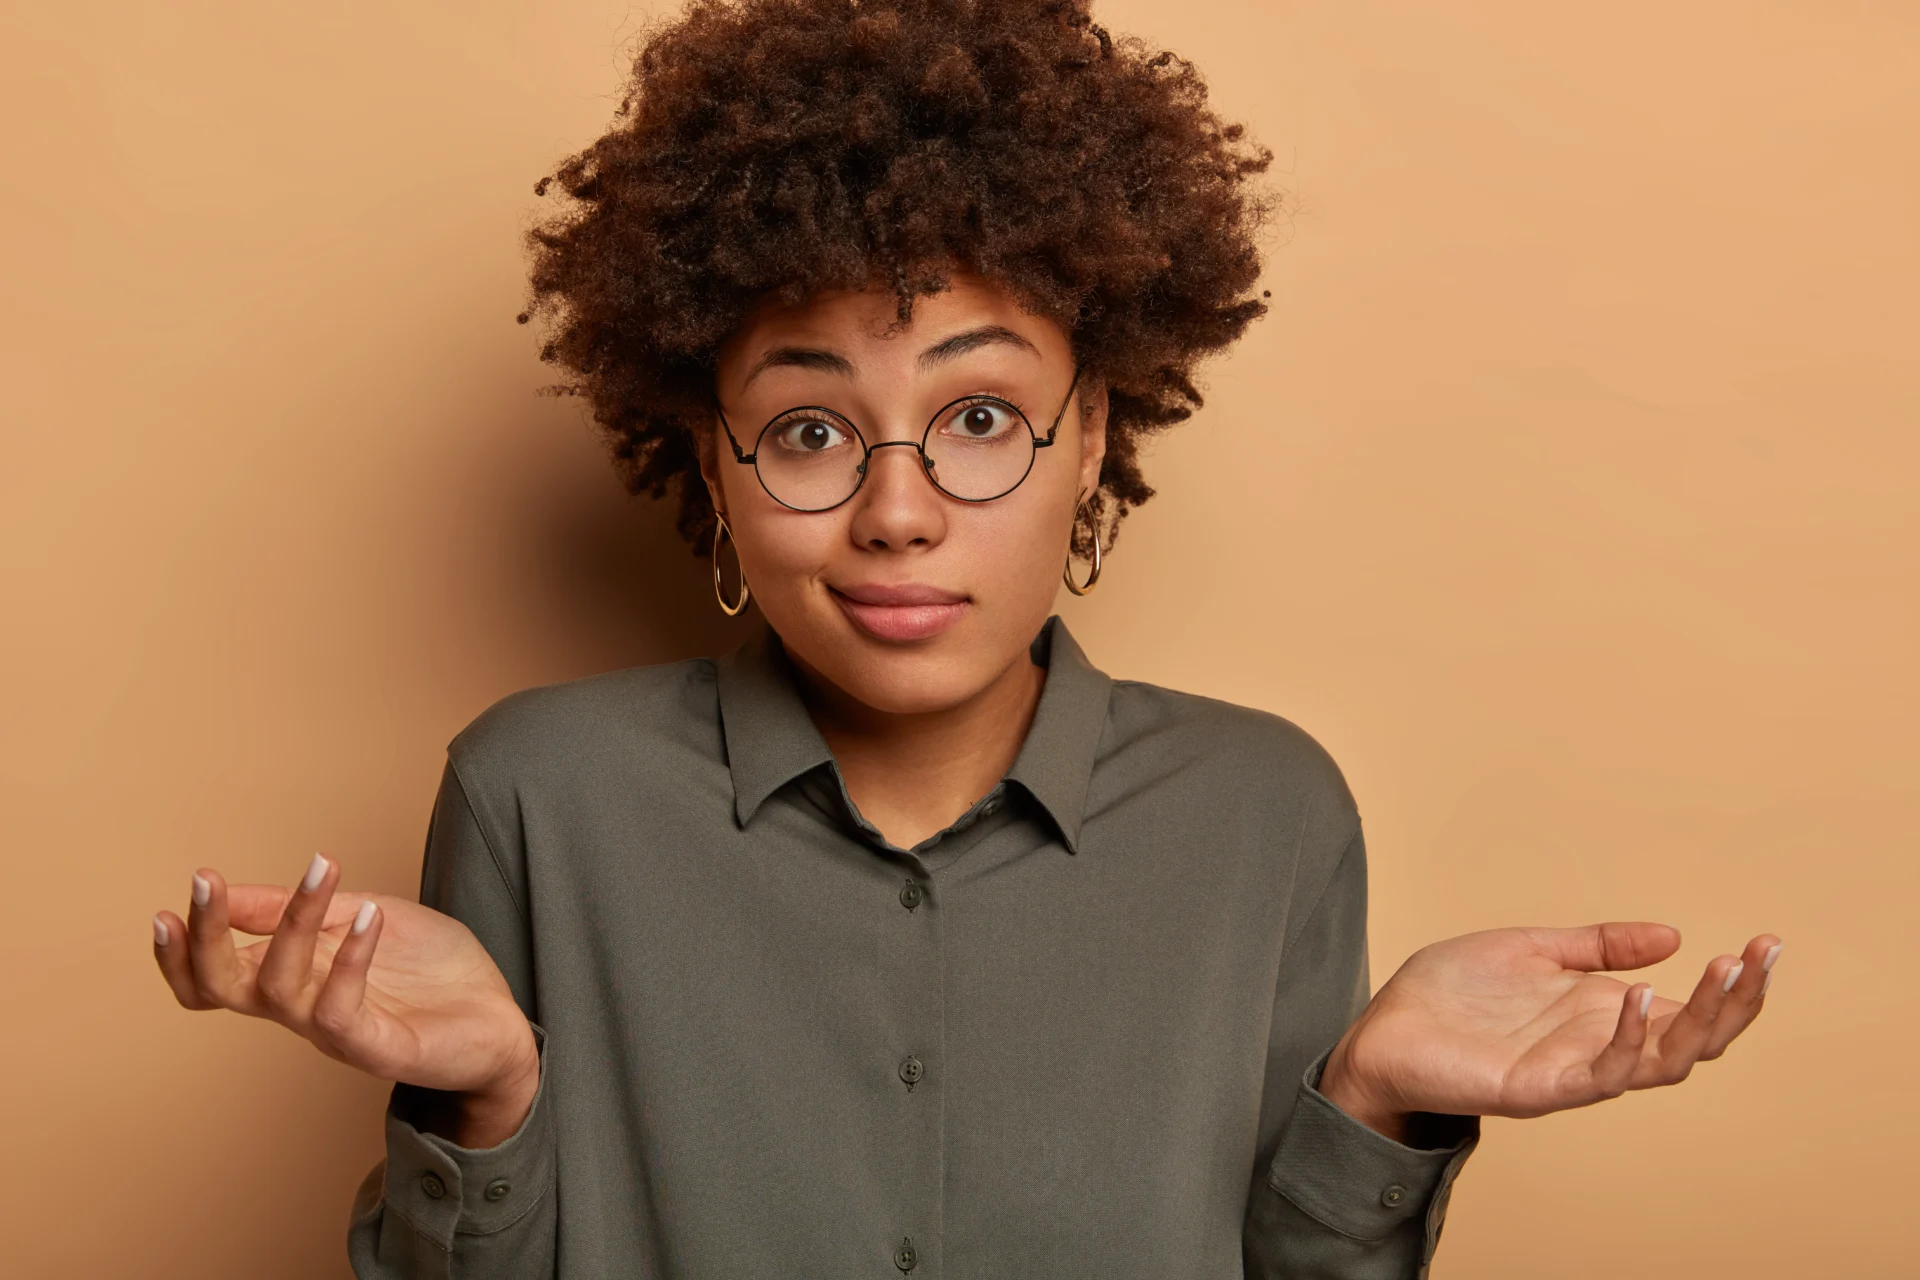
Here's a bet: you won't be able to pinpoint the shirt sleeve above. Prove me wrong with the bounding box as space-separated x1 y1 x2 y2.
1242 825 1480 1280
346 759 558 1279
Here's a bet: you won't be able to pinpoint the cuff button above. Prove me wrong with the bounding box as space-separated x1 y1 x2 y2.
420 1172 446 1200
485 1179 512 1202
1381 1183 1407 1208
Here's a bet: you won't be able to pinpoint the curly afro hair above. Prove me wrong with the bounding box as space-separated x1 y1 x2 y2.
521 0 1274 556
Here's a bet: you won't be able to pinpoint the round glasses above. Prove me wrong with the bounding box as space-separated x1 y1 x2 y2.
718 367 1081 513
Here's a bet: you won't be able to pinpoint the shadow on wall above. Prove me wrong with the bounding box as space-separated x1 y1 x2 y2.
468 384 759 683
537 463 754 668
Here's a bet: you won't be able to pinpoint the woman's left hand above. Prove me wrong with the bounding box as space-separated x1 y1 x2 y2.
1317 923 1780 1140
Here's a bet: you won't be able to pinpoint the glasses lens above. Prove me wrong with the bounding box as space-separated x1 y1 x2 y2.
755 409 865 510
922 398 1037 501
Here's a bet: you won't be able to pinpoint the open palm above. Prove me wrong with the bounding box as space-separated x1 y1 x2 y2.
153 857 536 1101
1323 922 1779 1129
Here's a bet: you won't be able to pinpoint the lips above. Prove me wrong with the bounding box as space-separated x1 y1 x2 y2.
830 582 971 642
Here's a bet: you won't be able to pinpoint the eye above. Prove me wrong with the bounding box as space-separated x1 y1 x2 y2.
942 399 1018 441
769 415 849 453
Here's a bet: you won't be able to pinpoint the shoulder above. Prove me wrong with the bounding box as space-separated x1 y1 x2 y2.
1102 677 1361 845
446 656 723 787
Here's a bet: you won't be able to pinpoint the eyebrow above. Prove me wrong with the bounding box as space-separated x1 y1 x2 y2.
743 346 856 386
738 324 1040 388
916 325 1039 369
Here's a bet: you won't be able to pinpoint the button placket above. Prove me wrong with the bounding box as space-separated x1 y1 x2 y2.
881 857 943 1279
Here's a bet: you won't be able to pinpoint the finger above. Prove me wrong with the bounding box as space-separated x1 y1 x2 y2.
255 852 339 1022
1578 982 1655 1100
1527 921 1683 973
311 900 383 1054
226 883 367 934
1647 952 1743 1084
186 868 250 1009
1700 934 1782 1061
152 909 215 1010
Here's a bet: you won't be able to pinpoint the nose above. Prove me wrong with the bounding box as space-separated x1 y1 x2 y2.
846 440 947 552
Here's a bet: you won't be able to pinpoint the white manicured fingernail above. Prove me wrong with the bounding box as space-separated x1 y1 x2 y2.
1761 970 1772 996
352 900 377 934
153 914 170 946
1638 987 1653 1018
1762 943 1783 972
1721 961 1744 993
191 873 211 907
302 852 330 892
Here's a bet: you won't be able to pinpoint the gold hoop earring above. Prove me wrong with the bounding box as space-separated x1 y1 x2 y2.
712 512 750 617
1062 506 1102 596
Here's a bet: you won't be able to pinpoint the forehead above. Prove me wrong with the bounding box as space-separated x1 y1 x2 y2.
719 272 1070 371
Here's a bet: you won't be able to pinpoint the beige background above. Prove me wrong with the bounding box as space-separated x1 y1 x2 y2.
3 1 1914 1275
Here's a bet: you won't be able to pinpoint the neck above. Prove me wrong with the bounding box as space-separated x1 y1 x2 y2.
790 649 1046 850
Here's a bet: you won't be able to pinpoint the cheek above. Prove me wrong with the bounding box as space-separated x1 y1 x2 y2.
730 506 840 602
956 500 1071 602
975 460 1080 573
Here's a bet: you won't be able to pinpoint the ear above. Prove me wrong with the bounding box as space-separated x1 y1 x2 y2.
693 417 729 518
1074 376 1110 502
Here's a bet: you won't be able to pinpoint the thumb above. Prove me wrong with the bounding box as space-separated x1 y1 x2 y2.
1525 921 1682 973
224 884 294 935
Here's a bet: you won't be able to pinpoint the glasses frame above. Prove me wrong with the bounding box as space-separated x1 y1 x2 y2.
717 365 1082 513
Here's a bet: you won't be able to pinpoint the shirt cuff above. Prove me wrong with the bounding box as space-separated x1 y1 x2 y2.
378 1024 555 1251
1266 1047 1479 1256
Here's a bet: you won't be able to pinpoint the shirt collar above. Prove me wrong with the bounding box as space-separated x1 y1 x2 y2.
1003 616 1111 854
713 615 1112 852
714 625 836 828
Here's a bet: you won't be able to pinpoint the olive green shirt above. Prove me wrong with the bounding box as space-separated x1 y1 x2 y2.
348 617 1476 1278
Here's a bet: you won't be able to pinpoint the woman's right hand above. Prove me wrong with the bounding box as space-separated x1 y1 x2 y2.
152 854 539 1147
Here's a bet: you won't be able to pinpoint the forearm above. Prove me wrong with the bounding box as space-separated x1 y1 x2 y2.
347 1030 556 1279
1245 1049 1478 1280
1243 826 1478 1278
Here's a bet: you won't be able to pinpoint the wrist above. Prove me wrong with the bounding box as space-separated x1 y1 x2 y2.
453 1032 541 1149
1318 1033 1410 1144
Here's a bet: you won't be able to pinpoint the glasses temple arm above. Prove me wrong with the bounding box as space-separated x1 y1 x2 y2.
714 404 755 464
1036 364 1083 447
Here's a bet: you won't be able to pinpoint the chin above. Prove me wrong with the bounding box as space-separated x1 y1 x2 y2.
819 639 1003 716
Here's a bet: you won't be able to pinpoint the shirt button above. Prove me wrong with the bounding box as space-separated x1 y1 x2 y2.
898 880 922 911
1382 1183 1408 1208
484 1179 511 1202
419 1172 446 1200
899 1055 923 1087
894 1236 918 1272
980 798 999 817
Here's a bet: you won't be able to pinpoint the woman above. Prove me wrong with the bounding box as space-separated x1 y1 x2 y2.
150 2 1777 1276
